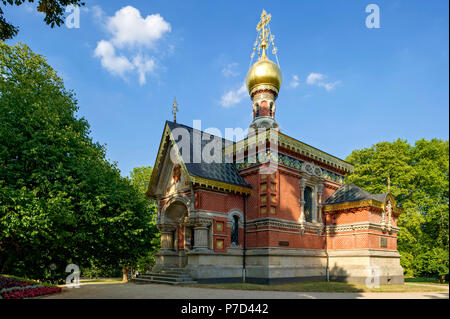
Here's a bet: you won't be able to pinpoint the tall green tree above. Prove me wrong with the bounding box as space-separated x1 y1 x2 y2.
0 42 155 282
129 166 160 274
1 0 86 41
346 138 449 281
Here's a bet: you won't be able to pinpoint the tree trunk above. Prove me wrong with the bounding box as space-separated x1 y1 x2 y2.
122 265 129 282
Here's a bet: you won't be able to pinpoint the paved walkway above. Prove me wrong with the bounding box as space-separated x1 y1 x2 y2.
43 282 449 299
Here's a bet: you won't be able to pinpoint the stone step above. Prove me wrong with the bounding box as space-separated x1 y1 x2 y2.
142 269 189 275
152 270 188 275
139 275 193 282
133 277 197 285
141 272 191 279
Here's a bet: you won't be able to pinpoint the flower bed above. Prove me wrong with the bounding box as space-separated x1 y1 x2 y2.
0 276 62 299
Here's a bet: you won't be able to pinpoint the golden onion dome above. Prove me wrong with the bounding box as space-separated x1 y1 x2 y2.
246 57 282 95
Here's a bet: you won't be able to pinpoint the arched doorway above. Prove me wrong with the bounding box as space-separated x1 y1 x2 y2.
161 200 191 267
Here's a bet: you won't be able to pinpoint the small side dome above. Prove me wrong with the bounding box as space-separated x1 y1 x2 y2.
246 57 282 95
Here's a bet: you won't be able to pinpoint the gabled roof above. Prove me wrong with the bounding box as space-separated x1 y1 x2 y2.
166 121 250 188
325 183 388 205
147 121 252 198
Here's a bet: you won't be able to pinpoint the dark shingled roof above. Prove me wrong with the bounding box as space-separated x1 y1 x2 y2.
325 183 388 205
166 121 251 189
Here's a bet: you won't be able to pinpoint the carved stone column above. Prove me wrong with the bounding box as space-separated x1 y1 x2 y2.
159 224 176 251
317 183 324 224
191 217 213 252
299 178 306 222
193 226 209 250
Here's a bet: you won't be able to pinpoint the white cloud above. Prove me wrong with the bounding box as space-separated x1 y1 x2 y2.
132 54 156 85
306 72 341 92
290 75 300 88
107 6 171 49
306 73 325 85
94 40 134 76
321 80 342 92
93 6 171 86
222 63 240 77
220 84 247 108
91 5 105 23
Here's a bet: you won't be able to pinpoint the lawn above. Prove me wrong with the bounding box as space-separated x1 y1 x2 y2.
405 277 449 286
185 281 448 293
77 278 123 285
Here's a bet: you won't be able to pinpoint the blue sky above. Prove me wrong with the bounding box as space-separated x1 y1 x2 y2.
3 0 449 176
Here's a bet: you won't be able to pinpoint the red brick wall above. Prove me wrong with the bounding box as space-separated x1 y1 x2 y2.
243 171 260 220
279 171 300 221
196 190 243 213
326 207 398 251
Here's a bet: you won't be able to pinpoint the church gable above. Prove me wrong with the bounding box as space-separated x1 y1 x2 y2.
159 154 190 197
147 121 252 199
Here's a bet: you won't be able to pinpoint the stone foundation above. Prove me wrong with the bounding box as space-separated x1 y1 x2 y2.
153 247 404 285
328 249 404 284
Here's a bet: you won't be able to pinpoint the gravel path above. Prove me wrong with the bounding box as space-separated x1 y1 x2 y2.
42 282 449 299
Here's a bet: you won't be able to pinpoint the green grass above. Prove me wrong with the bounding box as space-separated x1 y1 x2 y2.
405 277 449 286
79 277 123 285
185 281 448 293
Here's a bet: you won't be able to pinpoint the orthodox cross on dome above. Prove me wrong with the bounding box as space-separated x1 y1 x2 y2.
251 9 279 66
172 97 179 123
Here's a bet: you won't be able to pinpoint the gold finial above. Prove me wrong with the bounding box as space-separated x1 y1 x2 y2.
250 9 279 66
256 9 271 60
172 97 178 123
387 174 391 192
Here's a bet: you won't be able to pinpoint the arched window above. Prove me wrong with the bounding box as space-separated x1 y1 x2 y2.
304 186 313 222
231 215 239 245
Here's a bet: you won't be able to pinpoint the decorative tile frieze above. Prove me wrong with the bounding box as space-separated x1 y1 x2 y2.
247 217 324 233
236 151 345 184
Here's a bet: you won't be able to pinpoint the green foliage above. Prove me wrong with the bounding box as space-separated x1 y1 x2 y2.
346 138 449 279
0 42 156 282
130 166 152 195
0 0 86 41
129 166 160 273
81 262 121 279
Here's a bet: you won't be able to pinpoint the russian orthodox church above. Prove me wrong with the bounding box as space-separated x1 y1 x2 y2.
144 10 404 284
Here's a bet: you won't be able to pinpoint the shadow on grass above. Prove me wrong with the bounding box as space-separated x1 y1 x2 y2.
186 265 367 293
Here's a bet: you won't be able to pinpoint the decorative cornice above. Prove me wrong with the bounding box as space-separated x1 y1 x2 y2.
323 198 404 215
235 151 346 185
323 200 382 212
191 176 252 195
147 123 172 198
326 222 399 234
277 133 354 173
247 217 324 233
249 85 279 98
224 130 352 175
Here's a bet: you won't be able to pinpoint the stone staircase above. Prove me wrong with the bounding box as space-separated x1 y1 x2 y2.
132 267 197 285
